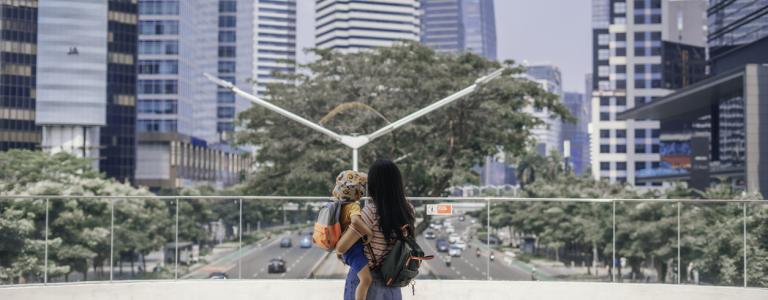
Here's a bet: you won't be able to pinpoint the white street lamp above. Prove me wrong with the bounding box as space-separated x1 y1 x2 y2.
204 68 506 171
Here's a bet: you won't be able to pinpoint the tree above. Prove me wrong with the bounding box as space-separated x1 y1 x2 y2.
237 42 571 196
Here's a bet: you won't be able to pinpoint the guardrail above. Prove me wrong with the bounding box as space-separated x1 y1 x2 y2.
0 196 764 288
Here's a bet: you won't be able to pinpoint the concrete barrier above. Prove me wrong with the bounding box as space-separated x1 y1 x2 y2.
0 280 766 300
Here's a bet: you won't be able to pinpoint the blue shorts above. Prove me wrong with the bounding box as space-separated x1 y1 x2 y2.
342 241 369 274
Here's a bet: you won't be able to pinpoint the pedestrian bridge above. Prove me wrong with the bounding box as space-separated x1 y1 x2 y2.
1 280 766 300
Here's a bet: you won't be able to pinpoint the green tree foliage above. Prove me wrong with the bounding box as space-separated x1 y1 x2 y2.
237 42 571 196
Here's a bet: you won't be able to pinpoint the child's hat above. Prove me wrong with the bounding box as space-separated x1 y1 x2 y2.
332 170 367 202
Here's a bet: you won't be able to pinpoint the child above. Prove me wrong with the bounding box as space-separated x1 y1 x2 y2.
332 170 374 300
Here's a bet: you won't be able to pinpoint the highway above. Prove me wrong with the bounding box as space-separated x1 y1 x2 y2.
186 215 531 281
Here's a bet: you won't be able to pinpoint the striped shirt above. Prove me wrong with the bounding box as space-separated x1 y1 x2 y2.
360 201 413 269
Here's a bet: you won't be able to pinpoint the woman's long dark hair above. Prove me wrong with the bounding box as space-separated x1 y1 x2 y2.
367 159 414 241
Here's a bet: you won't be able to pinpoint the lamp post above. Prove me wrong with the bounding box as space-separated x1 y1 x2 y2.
204 68 506 171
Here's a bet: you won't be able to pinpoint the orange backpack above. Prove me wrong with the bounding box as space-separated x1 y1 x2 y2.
312 201 345 250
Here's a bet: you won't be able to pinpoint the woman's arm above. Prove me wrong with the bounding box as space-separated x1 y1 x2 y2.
335 215 371 254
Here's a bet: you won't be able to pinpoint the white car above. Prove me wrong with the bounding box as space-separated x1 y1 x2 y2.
448 234 460 244
448 245 462 257
454 240 467 250
445 226 455 234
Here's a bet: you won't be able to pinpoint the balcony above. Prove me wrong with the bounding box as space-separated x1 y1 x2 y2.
1 196 767 299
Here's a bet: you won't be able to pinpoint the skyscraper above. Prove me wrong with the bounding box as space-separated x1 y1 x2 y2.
525 64 564 156
252 0 297 98
315 0 420 52
563 92 591 175
33 0 138 182
589 0 707 186
420 0 497 60
0 1 39 151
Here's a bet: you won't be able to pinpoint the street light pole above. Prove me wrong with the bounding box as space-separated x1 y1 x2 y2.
204 68 506 171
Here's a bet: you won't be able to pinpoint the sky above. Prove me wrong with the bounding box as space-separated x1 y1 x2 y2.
296 0 592 93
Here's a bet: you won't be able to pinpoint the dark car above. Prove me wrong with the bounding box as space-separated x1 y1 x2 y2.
424 231 436 239
207 272 228 279
280 237 292 248
268 258 287 273
436 239 449 252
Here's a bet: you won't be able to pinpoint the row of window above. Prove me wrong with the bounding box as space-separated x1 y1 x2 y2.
139 20 179 35
217 106 235 118
138 40 179 55
137 119 177 133
139 1 179 15
138 79 177 94
137 99 177 114
138 60 178 74
599 129 660 138
219 0 236 13
599 143 660 154
218 61 236 73
599 161 661 171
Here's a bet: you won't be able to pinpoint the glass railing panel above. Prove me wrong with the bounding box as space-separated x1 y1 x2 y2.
0 197 47 285
46 197 111 283
613 200 677 284
112 197 175 280
747 202 767 289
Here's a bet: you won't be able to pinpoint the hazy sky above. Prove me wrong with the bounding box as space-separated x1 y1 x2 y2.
296 0 592 93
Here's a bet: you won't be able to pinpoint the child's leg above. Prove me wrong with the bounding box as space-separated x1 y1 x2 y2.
355 266 372 300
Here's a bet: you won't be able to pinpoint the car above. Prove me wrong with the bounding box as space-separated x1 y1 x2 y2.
445 226 455 234
430 221 442 230
455 240 467 250
448 245 462 257
207 272 228 279
280 237 292 248
470 219 477 224
459 215 465 222
300 235 312 248
442 220 451 227
267 258 287 273
424 231 436 239
448 233 460 244
436 239 449 252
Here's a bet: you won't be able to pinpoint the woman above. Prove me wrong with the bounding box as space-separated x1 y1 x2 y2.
343 159 415 300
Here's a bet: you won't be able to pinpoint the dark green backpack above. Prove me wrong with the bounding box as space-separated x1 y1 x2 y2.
368 225 434 288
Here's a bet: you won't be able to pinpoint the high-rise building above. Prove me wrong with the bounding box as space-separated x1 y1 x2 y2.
618 1 768 196
32 0 138 182
0 1 39 152
525 64 564 156
589 0 707 186
315 0 420 52
563 92 591 175
252 0 297 97
420 0 496 60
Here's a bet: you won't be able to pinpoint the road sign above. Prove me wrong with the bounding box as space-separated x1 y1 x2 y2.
426 203 453 216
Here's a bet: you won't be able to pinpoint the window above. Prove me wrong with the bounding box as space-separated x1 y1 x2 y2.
635 47 646 57
650 14 661 24
218 61 236 73
634 0 645 9
139 1 179 15
139 40 179 55
600 129 611 138
219 16 236 28
219 0 236 12
598 66 610 77
615 65 627 74
651 129 660 138
217 122 234 132
651 144 660 153
138 60 178 74
137 99 177 114
651 161 660 169
614 17 626 25
635 161 647 170
651 80 662 88
635 79 647 88
217 91 235 103
635 64 646 73
600 162 611 171
137 120 177 133
616 177 627 184
600 97 611 106
219 46 236 58
219 31 236 43
615 48 626 56
600 144 611 153
138 80 178 94
600 112 611 121
598 49 610 60
615 33 626 42
616 97 626 106
615 80 626 89
616 162 627 171
650 0 661 8
635 144 646 153
598 34 610 45
616 129 627 138
217 107 235 118
616 144 627 153
634 32 646 42
635 129 647 138
651 32 662 41
614 2 627 14
139 20 179 35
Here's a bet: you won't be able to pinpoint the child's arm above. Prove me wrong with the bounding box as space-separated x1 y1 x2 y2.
335 215 371 254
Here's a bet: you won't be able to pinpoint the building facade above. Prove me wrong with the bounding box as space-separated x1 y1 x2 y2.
252 0 297 98
563 92 591 175
0 0 39 151
525 64 564 156
420 0 496 60
618 1 768 196
315 0 420 52
589 0 707 185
